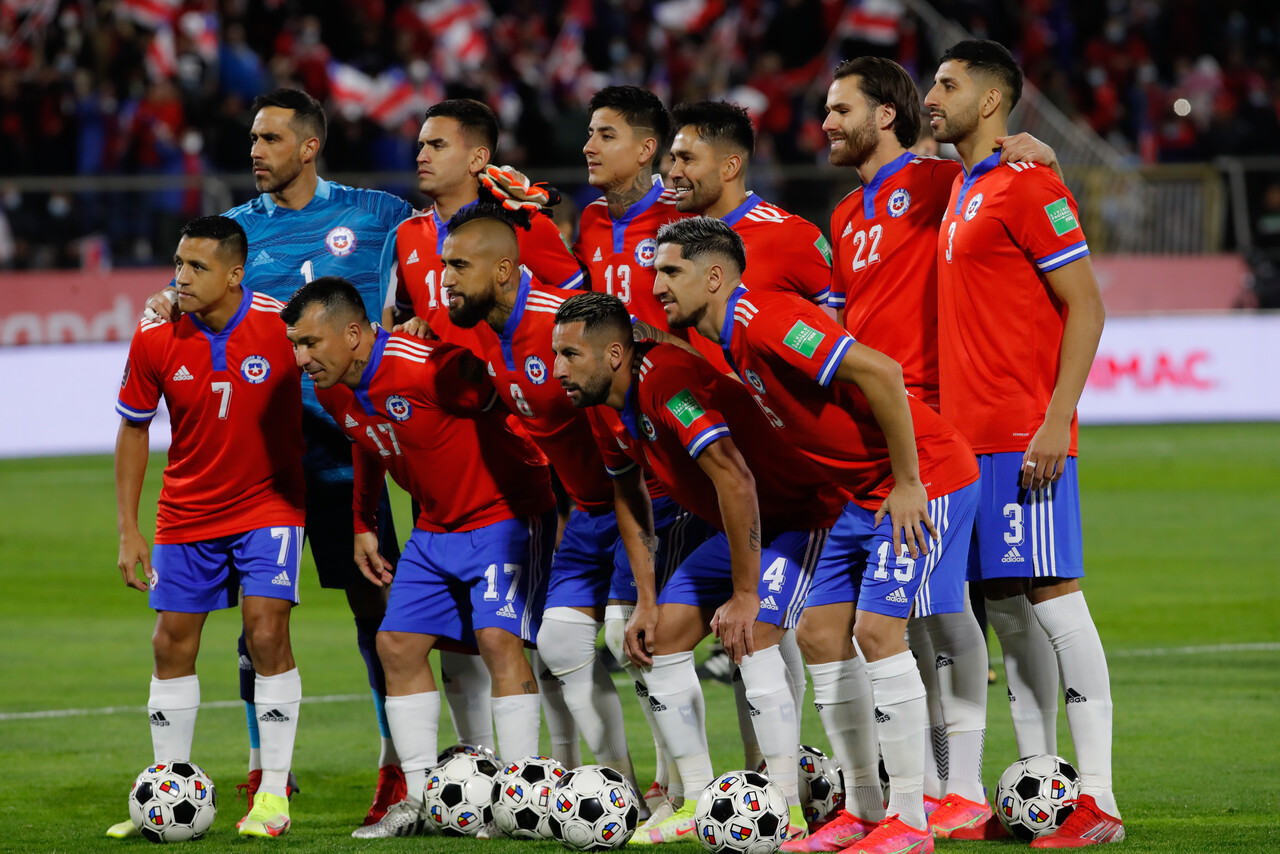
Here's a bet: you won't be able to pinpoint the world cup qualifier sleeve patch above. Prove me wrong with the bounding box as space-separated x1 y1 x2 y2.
783 320 824 359
1044 198 1080 236
814 234 833 265
665 389 707 428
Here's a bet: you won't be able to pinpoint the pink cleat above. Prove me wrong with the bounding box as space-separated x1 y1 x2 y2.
929 792 995 839
1029 795 1125 848
781 810 879 852
846 815 933 854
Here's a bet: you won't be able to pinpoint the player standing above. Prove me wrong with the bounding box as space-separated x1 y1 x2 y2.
282 277 556 838
111 216 305 839
926 40 1121 847
143 88 414 824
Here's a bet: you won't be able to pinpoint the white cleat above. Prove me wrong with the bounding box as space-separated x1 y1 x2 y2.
351 798 427 838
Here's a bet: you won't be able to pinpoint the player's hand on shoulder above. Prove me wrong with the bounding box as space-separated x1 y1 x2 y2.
711 592 759 665
118 529 152 592
392 316 436 340
353 531 395 587
625 602 659 668
143 288 180 323
1021 419 1071 491
875 480 939 560
996 133 1058 171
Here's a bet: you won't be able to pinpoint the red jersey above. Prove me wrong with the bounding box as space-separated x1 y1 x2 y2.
587 341 845 536
830 154 962 407
383 202 584 352
937 155 1090 455
116 289 305 544
718 287 977 510
724 193 833 304
316 329 554 533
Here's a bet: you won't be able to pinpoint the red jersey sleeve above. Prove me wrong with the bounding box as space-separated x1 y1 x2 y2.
417 343 500 416
641 355 731 460
827 192 857 310
116 321 165 422
1004 167 1090 273
748 297 858 388
351 442 386 535
521 214 586 290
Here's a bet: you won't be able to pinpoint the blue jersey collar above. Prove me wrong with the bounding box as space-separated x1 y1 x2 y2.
189 287 253 371
717 286 748 376
861 152 916 220
498 269 535 370
953 152 1001 215
612 175 665 253
719 192 761 227
261 176 332 216
354 327 390 416
432 198 480 253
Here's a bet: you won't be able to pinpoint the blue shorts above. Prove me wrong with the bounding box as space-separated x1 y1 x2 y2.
658 527 830 629
609 496 716 602
380 511 556 643
968 453 1083 581
544 509 620 610
806 481 978 619
150 526 305 613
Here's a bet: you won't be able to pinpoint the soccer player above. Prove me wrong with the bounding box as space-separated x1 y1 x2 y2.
551 291 849 844
111 216 305 839
926 40 1121 847
652 217 981 854
282 277 556 838
142 88 414 824
823 57 1058 839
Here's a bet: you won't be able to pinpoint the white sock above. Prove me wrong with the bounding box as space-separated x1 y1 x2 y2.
779 630 807 727
608 605 676 795
379 736 400 768
907 619 946 800
254 668 301 797
533 651 581 767
924 606 989 803
538 608 634 781
440 650 493 749
148 674 199 763
809 658 884 822
865 651 928 831
646 651 713 794
738 645 800 805
492 694 542 762
1033 592 1119 817
986 595 1060 756
731 669 765 770
385 691 440 802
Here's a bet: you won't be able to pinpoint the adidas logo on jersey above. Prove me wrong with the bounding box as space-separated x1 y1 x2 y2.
648 695 667 712
1003 546 1025 563
172 365 194 381
271 570 291 587
760 595 779 611
841 222 853 238
874 707 890 723
345 414 359 428
592 247 602 262
252 249 274 266
149 712 170 727
406 249 420 264
496 603 517 619
1065 688 1087 704
259 708 290 723
886 587 909 604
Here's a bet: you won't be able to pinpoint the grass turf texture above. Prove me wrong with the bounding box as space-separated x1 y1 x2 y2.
0 423 1276 852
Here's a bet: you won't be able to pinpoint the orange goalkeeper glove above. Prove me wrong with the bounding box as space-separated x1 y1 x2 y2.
479 165 562 214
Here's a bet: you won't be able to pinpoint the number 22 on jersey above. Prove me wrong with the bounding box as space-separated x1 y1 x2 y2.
848 225 883 273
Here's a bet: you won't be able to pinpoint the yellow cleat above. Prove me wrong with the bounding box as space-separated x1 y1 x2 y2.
238 791 291 838
630 801 698 844
105 820 140 839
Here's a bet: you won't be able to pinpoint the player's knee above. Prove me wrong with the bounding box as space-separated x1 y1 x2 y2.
536 608 599 676
983 577 1029 600
151 624 198 672
244 620 291 669
602 609 631 665
375 630 420 671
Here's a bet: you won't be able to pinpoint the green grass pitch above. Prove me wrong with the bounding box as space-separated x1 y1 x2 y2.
0 423 1276 852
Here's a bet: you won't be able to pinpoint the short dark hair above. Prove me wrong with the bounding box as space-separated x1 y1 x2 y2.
178 215 248 264
424 98 500 153
251 88 328 152
280 276 367 327
655 217 746 277
671 100 755 156
939 39 1023 112
589 86 672 150
554 291 633 343
833 56 922 149
447 198 532 235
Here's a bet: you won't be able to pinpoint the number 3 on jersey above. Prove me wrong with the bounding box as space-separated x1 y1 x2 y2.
603 264 631 304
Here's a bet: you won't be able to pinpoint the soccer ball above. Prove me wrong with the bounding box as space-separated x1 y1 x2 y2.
423 751 501 836
437 743 500 764
127 760 217 843
694 770 789 854
546 764 640 851
994 754 1081 841
755 746 845 828
491 755 568 839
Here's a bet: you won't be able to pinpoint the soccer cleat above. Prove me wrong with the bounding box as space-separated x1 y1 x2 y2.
644 781 669 812
629 801 698 844
238 791 291 838
846 815 934 854
929 792 995 839
236 769 299 829
1029 795 1125 848
352 798 428 838
923 795 943 819
363 764 407 826
785 804 809 841
781 809 878 852
105 819 141 839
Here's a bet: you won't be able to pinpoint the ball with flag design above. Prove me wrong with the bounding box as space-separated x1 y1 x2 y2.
694 770 789 854
994 754 1081 841
423 751 501 836
545 764 639 851
127 760 217 843
491 755 568 839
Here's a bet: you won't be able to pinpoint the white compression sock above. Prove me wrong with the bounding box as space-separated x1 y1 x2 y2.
254 669 301 797
779 630 807 728
865 651 928 831
385 691 441 802
907 618 946 800
148 674 200 763
532 650 582 767
607 605 679 798
808 658 885 822
538 608 635 783
738 645 800 806
924 604 989 803
492 694 542 762
986 595 1060 757
731 670 765 771
439 650 493 749
1033 592 1119 817
645 651 713 795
